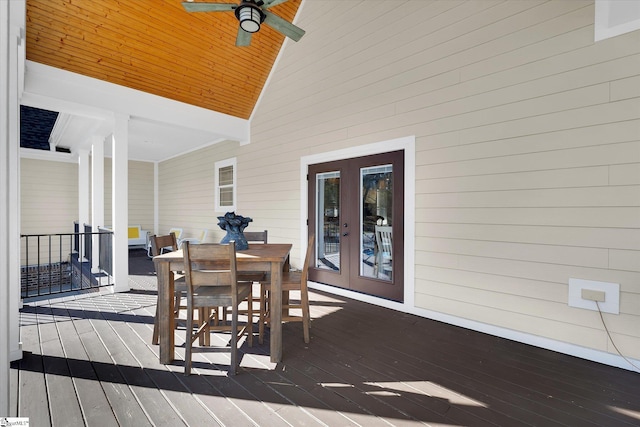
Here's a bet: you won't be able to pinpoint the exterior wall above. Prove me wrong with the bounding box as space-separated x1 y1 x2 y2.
21 157 78 235
21 156 154 252
103 157 154 231
20 157 78 265
158 140 239 244
157 137 311 265
128 160 154 230
245 0 640 363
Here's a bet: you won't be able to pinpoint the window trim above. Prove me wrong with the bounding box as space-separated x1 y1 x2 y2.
595 0 640 42
214 157 236 212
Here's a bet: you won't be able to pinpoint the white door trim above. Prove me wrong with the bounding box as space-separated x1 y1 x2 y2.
300 136 416 310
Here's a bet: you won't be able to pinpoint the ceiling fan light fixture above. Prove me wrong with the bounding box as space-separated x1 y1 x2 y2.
236 3 264 33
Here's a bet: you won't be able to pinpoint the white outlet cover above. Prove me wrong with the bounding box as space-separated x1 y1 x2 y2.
568 278 620 314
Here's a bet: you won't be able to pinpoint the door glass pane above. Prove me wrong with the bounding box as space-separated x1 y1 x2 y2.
360 164 393 280
316 171 340 272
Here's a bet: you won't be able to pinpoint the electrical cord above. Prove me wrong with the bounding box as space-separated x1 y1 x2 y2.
595 301 640 372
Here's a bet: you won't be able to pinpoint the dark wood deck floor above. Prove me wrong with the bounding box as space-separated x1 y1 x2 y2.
10 250 640 426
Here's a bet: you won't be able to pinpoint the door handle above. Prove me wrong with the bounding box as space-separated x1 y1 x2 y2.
342 232 349 237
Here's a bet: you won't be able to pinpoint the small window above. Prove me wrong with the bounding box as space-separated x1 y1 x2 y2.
215 158 236 212
595 0 640 41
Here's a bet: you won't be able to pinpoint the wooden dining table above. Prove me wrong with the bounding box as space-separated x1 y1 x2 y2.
153 243 292 364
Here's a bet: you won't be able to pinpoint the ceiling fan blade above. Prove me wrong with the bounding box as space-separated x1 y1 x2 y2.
235 27 252 46
263 0 289 8
182 2 236 12
263 10 305 41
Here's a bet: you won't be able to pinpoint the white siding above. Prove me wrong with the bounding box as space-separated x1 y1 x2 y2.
245 0 640 361
128 160 154 231
158 141 239 243
21 158 78 235
20 158 78 263
103 158 154 231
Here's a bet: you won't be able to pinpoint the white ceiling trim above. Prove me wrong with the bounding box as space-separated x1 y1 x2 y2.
21 61 251 162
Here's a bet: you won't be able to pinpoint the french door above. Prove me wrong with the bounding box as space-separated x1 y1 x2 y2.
308 151 404 302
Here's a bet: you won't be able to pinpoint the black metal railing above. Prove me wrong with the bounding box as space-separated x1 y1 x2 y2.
20 225 114 298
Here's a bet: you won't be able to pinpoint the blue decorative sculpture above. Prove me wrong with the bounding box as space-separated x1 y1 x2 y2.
217 212 252 250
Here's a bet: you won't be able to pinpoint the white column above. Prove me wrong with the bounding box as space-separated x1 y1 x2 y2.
91 136 104 272
1 0 25 415
78 149 90 225
111 114 130 292
154 161 159 235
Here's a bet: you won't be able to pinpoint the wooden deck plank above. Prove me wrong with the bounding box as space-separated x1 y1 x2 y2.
367 317 634 427
94 315 187 427
300 292 541 426
57 293 185 427
53 305 120 427
252 347 363 424
402 321 640 423
76 309 154 427
196 333 300 427
11 255 640 427
364 321 581 424
107 310 223 426
16 307 51 427
231 368 326 427
305 292 640 427
9 355 18 417
304 296 570 426
244 340 369 427
129 288 308 427
39 306 84 427
283 331 464 426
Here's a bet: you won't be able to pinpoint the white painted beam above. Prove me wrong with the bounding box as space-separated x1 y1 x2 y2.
111 115 130 292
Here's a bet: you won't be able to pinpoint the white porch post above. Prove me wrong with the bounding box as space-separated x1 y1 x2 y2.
111 114 129 292
78 147 90 225
78 148 98 272
154 161 159 235
1 0 25 415
91 136 104 272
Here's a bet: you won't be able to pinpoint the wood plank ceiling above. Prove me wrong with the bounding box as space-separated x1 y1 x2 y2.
25 0 303 119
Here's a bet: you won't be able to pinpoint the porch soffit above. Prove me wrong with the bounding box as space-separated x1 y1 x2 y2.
25 0 303 120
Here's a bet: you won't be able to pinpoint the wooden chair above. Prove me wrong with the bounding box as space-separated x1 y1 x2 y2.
238 230 268 283
374 225 393 278
150 233 186 346
236 230 268 323
182 241 253 376
259 235 314 345
243 230 268 245
147 228 183 257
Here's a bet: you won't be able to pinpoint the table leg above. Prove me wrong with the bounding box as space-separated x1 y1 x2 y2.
157 262 175 364
270 261 282 363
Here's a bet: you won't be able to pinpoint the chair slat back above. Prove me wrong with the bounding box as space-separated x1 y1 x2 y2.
169 228 183 240
375 225 393 255
300 235 315 284
244 230 268 244
150 233 178 257
182 241 238 296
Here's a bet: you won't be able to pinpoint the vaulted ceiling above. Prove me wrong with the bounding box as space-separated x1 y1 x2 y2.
25 0 303 120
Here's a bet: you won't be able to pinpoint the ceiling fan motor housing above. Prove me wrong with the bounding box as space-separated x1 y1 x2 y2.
235 1 266 33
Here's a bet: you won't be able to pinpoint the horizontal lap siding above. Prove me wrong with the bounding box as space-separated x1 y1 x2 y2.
158 141 239 244
247 0 640 361
20 158 78 264
21 157 153 263
21 158 78 235
128 160 154 231
103 158 154 231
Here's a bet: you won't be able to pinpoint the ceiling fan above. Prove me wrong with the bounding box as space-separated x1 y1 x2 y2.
182 0 305 47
